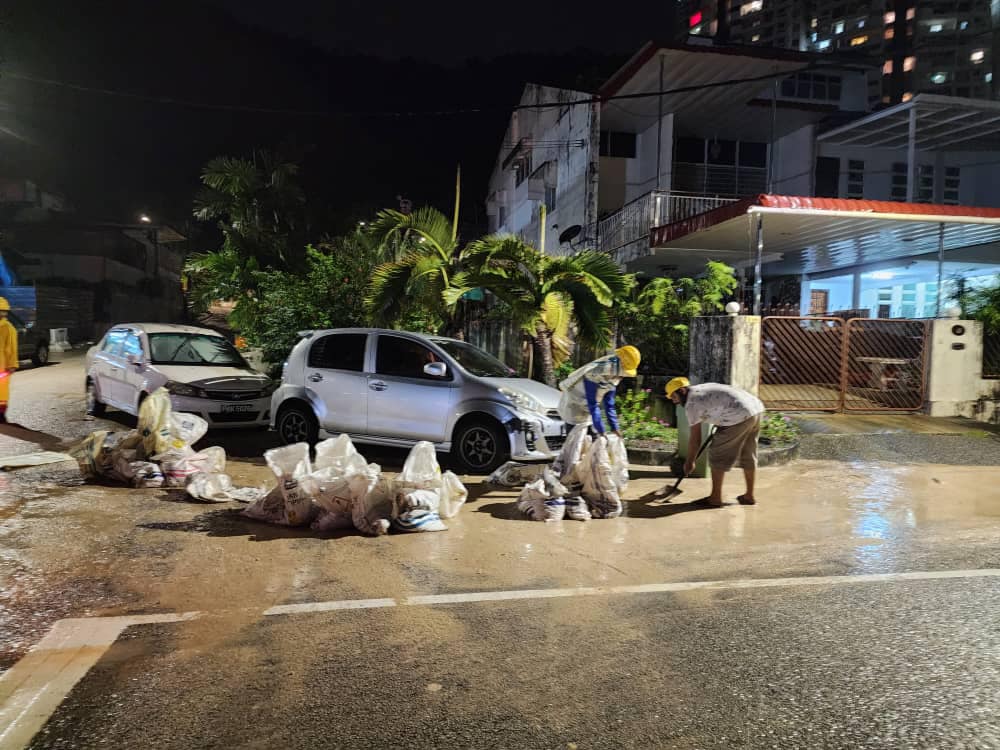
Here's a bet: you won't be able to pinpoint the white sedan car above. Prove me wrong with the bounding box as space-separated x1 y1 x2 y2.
85 323 276 428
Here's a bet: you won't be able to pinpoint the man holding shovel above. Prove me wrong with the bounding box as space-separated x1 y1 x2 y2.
665 377 764 507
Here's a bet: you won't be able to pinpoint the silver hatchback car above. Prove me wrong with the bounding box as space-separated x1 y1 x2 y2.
270 328 566 473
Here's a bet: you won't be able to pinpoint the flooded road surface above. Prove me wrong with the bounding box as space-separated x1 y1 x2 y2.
2 355 1000 748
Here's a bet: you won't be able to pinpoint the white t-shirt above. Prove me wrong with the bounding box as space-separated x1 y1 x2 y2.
684 383 764 427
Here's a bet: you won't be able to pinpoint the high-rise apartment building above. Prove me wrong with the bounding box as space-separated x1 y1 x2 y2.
681 0 998 103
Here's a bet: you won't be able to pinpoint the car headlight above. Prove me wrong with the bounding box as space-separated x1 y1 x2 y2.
165 381 199 398
498 387 542 414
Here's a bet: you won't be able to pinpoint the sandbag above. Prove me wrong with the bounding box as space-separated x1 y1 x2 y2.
186 472 237 503
69 431 140 480
353 476 393 536
395 441 442 491
158 446 225 488
581 436 623 519
552 424 593 488
517 468 570 522
439 471 468 519
169 412 208 449
313 434 369 476
607 433 630 492
487 461 545 488
390 441 450 532
564 496 591 522
137 388 173 457
247 443 316 525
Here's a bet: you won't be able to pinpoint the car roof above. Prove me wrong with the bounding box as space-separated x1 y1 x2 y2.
301 327 455 344
109 323 226 336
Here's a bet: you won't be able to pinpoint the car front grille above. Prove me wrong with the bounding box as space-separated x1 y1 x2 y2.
204 390 263 401
544 435 566 451
546 409 561 419
209 411 261 423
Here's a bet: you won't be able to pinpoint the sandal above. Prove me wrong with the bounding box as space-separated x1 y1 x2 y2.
691 497 723 508
737 495 757 506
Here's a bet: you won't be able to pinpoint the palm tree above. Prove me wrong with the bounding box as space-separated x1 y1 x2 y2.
447 236 634 386
364 206 467 336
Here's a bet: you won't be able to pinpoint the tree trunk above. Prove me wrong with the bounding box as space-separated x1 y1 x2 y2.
534 324 556 387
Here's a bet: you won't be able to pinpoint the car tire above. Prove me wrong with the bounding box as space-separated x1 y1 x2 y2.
276 403 319 445
453 418 508 474
32 342 49 367
86 379 106 417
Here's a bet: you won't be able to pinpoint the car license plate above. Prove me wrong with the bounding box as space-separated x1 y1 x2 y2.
220 403 255 414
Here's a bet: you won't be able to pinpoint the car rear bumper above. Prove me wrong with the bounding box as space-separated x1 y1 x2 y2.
168 394 271 429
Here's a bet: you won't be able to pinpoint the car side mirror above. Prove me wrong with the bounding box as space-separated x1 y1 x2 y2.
127 354 143 368
423 362 447 378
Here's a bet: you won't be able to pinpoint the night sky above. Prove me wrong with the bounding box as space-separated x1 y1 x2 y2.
0 0 676 238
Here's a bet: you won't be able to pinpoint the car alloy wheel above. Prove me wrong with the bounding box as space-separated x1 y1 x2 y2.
277 406 317 445
460 425 499 471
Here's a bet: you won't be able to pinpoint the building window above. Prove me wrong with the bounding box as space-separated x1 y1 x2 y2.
780 72 842 101
906 7 916 20
817 38 832 49
929 23 943 32
902 92 914 101
918 164 934 202
751 34 761 41
740 0 763 16
851 35 868 45
599 131 637 158
891 162 908 201
931 72 947 84
903 56 917 71
971 49 985 63
885 27 895 39
544 185 557 213
883 60 894 75
846 160 864 198
960 20 969 29
944 167 960 204
884 11 896 23
834 19 845 33
815 157 840 198
689 11 702 26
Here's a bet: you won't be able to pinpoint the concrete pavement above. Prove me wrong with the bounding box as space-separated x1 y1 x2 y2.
2 354 1000 748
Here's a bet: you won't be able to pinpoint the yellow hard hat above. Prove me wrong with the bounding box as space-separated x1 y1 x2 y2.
665 376 690 398
0 298 9 312
614 345 640 377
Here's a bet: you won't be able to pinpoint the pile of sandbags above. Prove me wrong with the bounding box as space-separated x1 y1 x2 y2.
242 438 469 536
68 388 265 503
517 424 629 521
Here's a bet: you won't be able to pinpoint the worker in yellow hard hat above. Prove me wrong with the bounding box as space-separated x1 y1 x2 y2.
557 345 640 436
666 376 765 507
0 298 18 423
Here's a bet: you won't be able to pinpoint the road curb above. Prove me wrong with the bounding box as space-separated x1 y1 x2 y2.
626 441 800 468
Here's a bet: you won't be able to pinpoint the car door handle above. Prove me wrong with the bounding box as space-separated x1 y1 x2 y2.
369 381 387 392
307 373 323 383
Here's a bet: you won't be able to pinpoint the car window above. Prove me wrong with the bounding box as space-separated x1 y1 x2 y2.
308 333 367 371
123 332 143 359
431 338 516 377
375 335 451 380
102 330 127 357
147 333 245 366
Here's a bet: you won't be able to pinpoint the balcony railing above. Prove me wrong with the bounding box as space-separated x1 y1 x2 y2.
597 190 738 259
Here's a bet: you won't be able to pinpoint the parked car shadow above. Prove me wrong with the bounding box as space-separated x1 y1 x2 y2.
138 508 366 542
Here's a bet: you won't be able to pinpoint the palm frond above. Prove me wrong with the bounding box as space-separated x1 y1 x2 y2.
365 260 416 325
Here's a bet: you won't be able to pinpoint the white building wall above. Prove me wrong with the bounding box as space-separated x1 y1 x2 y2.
770 125 815 195
625 114 674 202
485 83 598 256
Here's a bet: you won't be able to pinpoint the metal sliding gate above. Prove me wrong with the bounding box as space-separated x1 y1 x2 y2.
760 317 930 412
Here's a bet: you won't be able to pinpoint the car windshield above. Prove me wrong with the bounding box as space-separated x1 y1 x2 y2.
432 338 515 378
148 333 247 366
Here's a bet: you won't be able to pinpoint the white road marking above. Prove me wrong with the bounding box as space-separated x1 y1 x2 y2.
2 568 999 749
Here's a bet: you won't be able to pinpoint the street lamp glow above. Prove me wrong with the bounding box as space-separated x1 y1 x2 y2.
139 214 152 224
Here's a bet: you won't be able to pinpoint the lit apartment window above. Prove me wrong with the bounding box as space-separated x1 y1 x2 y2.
885 27 895 39
902 92 914 101
851 35 869 45
906 7 915 19
931 71 947 84
944 166 960 204
988 72 994 82
971 49 985 63
858 18 866 28
884 11 896 23
811 32 818 41
740 0 763 16
960 20 969 29
929 23 943 32
817 38 832 49
811 17 818 28
846 160 864 199
904 56 917 71
834 20 845 33
883 60 894 74
751 34 761 41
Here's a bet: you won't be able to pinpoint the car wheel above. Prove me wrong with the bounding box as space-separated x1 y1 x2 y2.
85 379 106 417
276 404 319 445
453 419 508 474
32 342 49 367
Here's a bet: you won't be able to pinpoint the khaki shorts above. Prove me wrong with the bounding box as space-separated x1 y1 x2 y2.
708 414 762 471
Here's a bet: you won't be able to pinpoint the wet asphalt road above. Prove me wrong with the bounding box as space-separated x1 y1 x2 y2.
3 355 1000 749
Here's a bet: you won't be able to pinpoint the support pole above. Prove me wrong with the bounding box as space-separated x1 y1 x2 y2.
906 106 917 203
539 202 547 254
754 213 764 315
936 222 945 317
656 55 664 191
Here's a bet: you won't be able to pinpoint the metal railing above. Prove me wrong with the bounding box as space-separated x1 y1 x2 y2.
671 163 768 197
597 190 737 256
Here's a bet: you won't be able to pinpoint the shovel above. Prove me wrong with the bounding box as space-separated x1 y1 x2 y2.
655 427 718 501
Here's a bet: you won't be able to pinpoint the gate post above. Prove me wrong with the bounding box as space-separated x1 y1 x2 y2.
925 318 987 418
689 314 762 395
